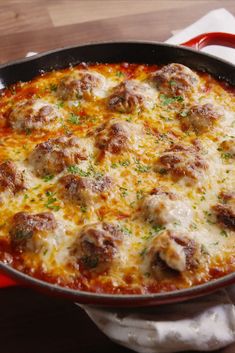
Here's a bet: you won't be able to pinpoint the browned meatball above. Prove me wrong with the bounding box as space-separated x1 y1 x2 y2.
155 142 208 185
108 80 154 113
57 71 105 100
180 104 221 134
73 222 123 272
95 119 142 154
9 99 61 132
212 192 235 231
29 135 90 177
0 161 25 194
59 174 112 205
144 230 200 280
9 212 57 247
151 63 199 98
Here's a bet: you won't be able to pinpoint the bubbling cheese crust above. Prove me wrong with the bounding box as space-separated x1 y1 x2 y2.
0 62 234 295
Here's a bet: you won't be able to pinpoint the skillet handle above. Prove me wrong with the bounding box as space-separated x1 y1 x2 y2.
181 32 235 50
0 273 17 287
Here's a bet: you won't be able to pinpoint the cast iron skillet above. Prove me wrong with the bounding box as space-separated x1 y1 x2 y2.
0 32 235 307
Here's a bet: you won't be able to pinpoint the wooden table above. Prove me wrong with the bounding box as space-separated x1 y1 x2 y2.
0 1 235 352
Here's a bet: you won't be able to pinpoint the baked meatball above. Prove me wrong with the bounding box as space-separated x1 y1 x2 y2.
155 142 208 186
59 174 112 205
29 135 90 177
95 119 142 154
73 222 123 273
212 192 235 231
0 161 25 194
180 104 221 134
108 80 154 113
151 63 199 98
144 230 200 279
9 99 61 132
57 71 106 100
142 188 192 228
9 211 57 248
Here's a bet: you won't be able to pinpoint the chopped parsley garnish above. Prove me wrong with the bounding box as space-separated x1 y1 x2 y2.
111 160 130 168
190 223 198 230
180 110 188 117
136 190 144 200
158 168 168 175
67 165 80 174
121 226 132 235
111 163 118 169
25 128 32 135
141 232 154 241
49 84 57 92
220 230 228 237
67 164 102 178
120 187 128 197
80 205 87 213
43 175 54 182
159 114 173 122
135 164 150 173
160 94 184 106
173 220 181 226
68 113 80 125
221 152 233 160
212 241 219 246
169 80 177 86
144 272 151 277
201 244 209 255
81 255 99 268
57 101 64 109
135 160 151 173
139 247 147 257
152 224 165 233
119 160 130 167
116 71 124 77
67 165 90 176
45 191 60 211
203 210 215 224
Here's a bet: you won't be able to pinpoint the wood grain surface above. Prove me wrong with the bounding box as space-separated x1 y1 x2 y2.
0 1 234 353
0 0 235 63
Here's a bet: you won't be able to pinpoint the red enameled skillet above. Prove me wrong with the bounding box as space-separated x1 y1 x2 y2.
0 32 235 307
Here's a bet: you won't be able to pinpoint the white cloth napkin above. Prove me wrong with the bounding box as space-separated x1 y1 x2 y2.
80 8 235 353
82 287 235 353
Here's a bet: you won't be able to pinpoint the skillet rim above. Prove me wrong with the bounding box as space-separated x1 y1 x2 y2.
0 39 234 72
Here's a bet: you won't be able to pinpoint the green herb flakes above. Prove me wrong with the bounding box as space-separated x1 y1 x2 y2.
43 175 54 182
160 94 184 106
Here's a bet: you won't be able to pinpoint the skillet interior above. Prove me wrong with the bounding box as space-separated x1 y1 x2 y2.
0 41 234 306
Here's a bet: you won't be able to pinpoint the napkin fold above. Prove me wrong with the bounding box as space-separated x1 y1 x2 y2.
82 288 235 353
80 8 235 353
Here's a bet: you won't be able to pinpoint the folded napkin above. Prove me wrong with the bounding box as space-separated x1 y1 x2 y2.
82 287 235 353
80 8 235 353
